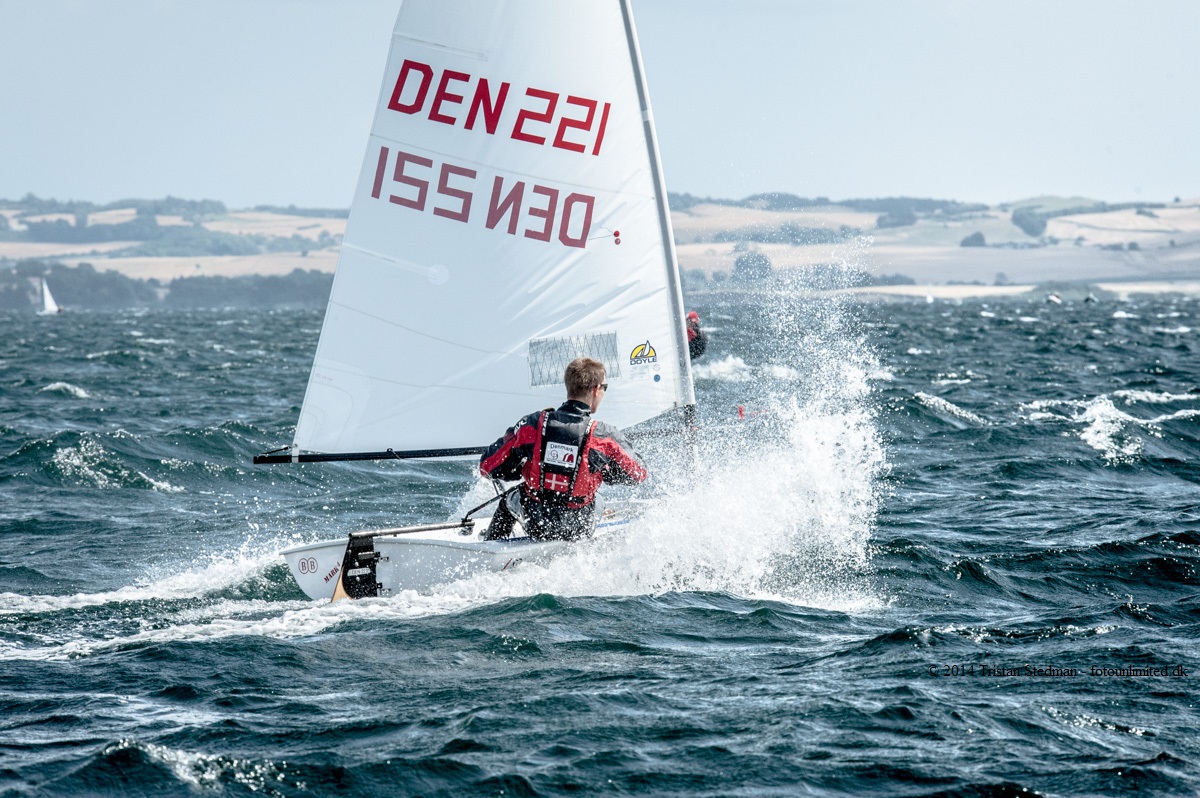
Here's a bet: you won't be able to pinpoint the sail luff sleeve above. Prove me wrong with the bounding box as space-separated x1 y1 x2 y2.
619 0 696 410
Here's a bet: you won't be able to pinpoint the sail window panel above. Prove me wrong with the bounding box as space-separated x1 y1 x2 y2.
528 333 622 388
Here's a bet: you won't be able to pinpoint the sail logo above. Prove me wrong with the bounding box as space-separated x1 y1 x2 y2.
630 341 658 366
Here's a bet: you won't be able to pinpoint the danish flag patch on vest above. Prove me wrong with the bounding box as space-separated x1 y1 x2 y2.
543 471 572 492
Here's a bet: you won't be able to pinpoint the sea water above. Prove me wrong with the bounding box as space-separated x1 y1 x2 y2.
1 291 1198 796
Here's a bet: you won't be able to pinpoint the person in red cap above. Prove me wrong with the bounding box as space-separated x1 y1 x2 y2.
686 311 707 360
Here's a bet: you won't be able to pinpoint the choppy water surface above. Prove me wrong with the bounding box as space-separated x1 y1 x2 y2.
2 291 1199 796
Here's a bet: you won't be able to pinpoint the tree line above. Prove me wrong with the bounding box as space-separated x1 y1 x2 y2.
1009 201 1167 237
0 260 334 311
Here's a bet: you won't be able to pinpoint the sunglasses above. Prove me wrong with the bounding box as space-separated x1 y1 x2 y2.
598 383 608 391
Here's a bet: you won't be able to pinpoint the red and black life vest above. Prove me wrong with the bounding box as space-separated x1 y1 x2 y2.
479 400 648 515
521 410 598 508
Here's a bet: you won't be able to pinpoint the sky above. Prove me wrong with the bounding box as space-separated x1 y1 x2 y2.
2 0 1198 209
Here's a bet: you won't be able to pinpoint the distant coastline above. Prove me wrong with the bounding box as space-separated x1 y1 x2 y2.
2 192 1197 308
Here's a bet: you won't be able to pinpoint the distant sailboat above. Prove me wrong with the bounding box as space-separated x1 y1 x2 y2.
38 279 62 315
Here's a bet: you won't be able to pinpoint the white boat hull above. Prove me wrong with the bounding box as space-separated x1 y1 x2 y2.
281 513 626 600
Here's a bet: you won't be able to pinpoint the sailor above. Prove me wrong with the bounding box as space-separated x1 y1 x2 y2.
479 357 648 541
686 311 707 360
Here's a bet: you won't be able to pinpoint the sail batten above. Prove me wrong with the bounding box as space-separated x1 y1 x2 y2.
293 0 692 456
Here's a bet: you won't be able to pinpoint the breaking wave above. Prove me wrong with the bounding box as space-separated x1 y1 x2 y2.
913 391 989 426
50 437 184 492
1075 397 1145 463
39 381 90 398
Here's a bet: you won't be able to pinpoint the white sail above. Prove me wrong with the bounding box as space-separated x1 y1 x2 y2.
294 0 692 455
39 279 61 315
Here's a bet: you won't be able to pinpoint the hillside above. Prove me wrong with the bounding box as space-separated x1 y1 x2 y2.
669 193 1200 288
2 192 1198 307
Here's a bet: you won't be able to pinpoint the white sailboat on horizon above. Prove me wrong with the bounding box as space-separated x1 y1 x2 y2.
258 0 694 600
37 278 62 315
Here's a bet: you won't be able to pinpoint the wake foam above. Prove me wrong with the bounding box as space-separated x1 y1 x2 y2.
39 381 90 398
914 392 989 426
0 539 329 661
469 401 883 610
0 545 283 618
1113 390 1199 405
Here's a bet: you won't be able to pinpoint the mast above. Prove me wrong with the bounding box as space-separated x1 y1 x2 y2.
618 0 696 413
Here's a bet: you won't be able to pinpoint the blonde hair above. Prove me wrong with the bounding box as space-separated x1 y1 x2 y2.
564 357 606 396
